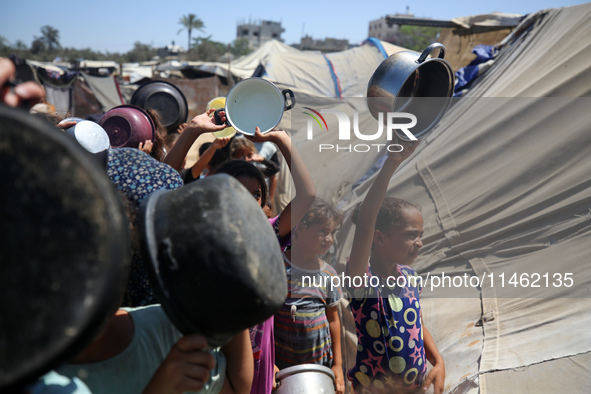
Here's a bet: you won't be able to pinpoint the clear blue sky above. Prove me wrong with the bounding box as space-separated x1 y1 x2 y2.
1 0 588 53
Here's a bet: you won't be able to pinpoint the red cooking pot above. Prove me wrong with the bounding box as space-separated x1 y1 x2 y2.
99 104 155 148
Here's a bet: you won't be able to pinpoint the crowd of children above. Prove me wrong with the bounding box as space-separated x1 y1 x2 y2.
1 56 445 394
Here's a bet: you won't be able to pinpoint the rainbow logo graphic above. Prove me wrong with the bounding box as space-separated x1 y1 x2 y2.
303 107 328 131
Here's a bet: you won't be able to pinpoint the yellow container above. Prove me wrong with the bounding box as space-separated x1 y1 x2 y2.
207 97 237 138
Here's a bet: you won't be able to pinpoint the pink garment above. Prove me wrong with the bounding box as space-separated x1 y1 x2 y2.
249 316 275 394
249 215 290 393
268 215 291 252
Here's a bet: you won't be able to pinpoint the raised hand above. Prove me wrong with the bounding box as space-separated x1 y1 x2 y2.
142 334 216 394
0 57 45 109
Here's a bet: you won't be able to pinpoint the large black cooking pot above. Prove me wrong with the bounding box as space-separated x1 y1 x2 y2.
367 43 454 140
0 106 130 390
140 174 287 347
130 80 188 133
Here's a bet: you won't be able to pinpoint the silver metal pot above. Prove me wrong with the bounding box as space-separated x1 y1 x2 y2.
275 364 336 394
367 43 454 140
222 78 295 135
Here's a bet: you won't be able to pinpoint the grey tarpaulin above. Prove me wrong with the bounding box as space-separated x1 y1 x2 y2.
81 72 124 112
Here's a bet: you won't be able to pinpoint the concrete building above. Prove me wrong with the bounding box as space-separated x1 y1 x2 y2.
368 11 414 44
298 35 349 52
157 42 185 59
236 20 284 49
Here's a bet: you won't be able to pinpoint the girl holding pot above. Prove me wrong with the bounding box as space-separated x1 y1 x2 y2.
214 127 316 394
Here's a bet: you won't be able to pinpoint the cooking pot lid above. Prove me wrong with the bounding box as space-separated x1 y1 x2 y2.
0 106 130 390
131 80 188 133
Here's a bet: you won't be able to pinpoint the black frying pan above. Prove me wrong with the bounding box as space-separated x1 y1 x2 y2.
140 174 287 347
130 80 189 133
0 106 131 391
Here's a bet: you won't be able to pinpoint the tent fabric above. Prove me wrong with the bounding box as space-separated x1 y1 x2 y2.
81 72 124 112
363 37 389 59
43 84 74 116
122 63 155 84
193 40 299 81
260 41 409 97
450 13 524 29
276 3 591 392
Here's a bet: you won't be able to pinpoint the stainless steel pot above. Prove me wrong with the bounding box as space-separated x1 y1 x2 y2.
367 43 454 140
275 364 336 394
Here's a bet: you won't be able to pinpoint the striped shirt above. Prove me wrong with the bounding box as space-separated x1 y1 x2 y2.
274 253 342 369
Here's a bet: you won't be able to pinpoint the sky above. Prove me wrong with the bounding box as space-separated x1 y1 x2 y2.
1 0 589 54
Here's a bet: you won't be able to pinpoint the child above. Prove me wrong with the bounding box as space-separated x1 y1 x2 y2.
346 141 445 394
275 198 345 394
229 137 280 209
182 137 231 184
57 132 254 393
56 304 252 394
216 127 315 394
138 108 167 162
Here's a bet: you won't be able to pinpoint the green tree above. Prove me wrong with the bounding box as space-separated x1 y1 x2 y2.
39 25 61 51
178 14 205 51
398 26 441 52
231 38 252 58
125 42 158 63
31 38 46 55
14 40 28 51
190 36 226 62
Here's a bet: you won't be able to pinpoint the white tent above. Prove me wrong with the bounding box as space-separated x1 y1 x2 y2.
256 38 409 98
272 3 591 393
195 39 299 81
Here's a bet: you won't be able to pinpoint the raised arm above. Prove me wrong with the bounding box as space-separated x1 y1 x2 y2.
190 137 231 179
327 306 345 394
247 128 316 238
163 109 227 172
421 322 445 394
142 334 216 394
347 141 419 279
219 329 253 394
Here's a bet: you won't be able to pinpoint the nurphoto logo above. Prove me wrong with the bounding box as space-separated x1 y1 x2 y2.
304 108 418 153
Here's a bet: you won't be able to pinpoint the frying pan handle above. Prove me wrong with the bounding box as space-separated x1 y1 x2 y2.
214 108 229 126
417 43 446 63
282 89 295 111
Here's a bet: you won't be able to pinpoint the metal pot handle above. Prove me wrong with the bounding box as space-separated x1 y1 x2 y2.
417 43 446 63
282 89 296 111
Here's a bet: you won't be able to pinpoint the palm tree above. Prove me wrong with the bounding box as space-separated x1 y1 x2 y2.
40 25 61 51
177 14 205 51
